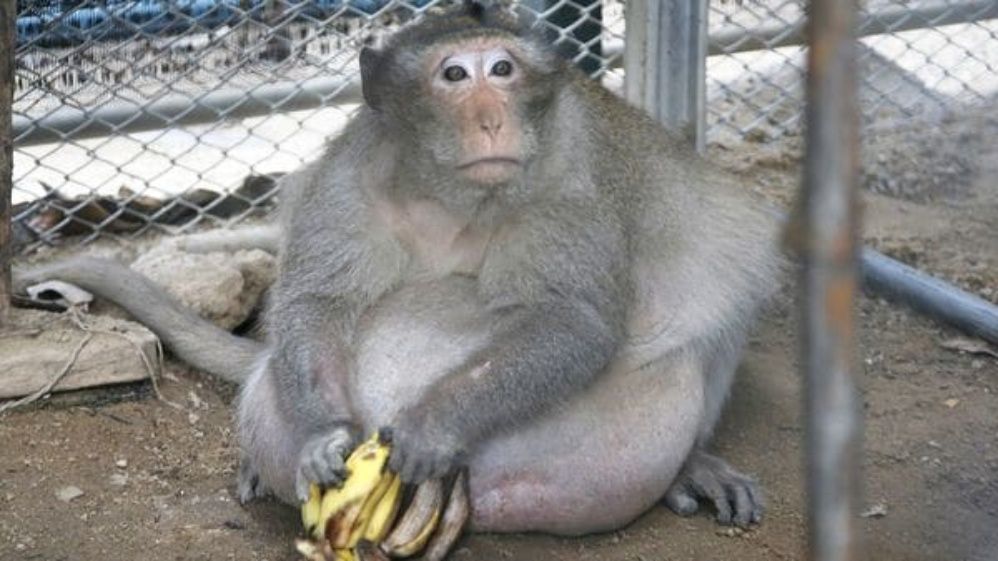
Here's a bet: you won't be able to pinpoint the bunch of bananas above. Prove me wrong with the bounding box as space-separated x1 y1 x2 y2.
296 432 470 561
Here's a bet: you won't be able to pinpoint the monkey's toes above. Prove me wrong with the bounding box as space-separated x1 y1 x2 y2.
237 459 268 504
663 450 764 528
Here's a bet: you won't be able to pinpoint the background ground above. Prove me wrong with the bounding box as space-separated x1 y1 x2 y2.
1 104 996 561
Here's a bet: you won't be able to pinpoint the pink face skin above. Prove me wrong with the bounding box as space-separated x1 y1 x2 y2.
427 40 526 185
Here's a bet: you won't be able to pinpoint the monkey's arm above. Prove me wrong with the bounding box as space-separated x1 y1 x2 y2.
388 202 630 483
262 152 403 499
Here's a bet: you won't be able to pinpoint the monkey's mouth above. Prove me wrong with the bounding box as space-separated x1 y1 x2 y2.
457 157 523 170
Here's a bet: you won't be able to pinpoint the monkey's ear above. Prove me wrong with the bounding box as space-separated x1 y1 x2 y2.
359 47 386 111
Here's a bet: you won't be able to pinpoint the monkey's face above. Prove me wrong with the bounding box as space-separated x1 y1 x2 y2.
421 40 537 185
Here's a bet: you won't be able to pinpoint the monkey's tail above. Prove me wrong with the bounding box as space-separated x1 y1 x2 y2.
13 256 263 384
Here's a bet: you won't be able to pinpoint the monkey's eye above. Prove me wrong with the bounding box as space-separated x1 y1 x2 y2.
491 59 513 77
443 65 468 82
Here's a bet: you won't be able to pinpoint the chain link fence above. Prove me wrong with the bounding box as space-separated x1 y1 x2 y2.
10 0 625 250
707 0 998 143
10 0 998 249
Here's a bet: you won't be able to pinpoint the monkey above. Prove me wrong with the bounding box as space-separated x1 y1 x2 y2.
14 2 784 535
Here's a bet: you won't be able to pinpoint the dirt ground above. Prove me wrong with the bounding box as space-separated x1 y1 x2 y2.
2 105 997 561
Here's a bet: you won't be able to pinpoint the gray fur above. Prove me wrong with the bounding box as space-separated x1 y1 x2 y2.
14 7 785 532
13 257 261 384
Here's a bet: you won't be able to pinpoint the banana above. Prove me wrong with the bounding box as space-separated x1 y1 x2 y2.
299 433 392 544
298 432 466 561
420 471 471 561
380 478 445 558
332 464 397 548
360 473 404 543
302 483 323 536
295 537 345 561
355 540 392 561
322 437 391 545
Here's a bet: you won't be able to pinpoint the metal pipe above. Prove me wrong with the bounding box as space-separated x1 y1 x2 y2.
861 249 998 345
624 0 708 152
13 0 997 145
708 0 997 55
799 0 863 559
13 75 361 146
1 0 13 324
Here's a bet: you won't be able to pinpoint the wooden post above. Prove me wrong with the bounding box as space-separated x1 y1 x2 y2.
0 0 14 326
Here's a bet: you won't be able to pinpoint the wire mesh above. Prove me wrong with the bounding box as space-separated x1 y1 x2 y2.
10 0 998 248
707 0 998 144
11 0 625 249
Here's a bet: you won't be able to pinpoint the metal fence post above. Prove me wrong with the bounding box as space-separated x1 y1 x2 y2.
0 0 13 324
623 0 707 153
799 0 864 558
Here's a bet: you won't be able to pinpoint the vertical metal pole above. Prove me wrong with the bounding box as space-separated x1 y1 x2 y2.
623 0 707 153
0 0 13 325
799 0 863 558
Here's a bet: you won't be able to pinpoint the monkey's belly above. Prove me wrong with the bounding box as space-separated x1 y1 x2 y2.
351 278 704 535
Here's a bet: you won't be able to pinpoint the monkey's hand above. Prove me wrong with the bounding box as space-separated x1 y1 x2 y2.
385 405 468 484
295 424 357 501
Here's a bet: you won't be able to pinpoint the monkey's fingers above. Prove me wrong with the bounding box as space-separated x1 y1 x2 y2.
296 429 354 500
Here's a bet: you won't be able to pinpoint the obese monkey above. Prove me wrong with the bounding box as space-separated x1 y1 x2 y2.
15 2 783 535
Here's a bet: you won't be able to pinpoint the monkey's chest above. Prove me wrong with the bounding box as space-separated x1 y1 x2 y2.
377 198 492 277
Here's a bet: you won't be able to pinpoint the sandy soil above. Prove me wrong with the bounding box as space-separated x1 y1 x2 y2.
1 106 996 561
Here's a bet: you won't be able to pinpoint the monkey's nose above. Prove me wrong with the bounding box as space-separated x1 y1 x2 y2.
480 118 503 139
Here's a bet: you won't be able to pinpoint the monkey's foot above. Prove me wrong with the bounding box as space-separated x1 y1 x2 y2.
663 449 763 528
237 456 269 504
295 426 355 501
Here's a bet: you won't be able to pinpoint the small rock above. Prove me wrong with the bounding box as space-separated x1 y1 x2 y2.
5 493 13 501
861 503 888 518
110 473 128 487
15 543 26 551
188 411 200 425
115 459 128 469
56 486 84 502
222 519 246 530
943 398 960 409
188 390 205 409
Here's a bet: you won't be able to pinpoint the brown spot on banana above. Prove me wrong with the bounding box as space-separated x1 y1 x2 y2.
355 540 392 561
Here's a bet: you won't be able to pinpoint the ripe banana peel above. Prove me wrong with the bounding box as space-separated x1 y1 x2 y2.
296 432 469 561
380 478 444 557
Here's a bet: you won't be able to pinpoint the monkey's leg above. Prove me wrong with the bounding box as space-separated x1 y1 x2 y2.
236 354 308 504
663 336 764 528
465 352 706 535
236 355 356 505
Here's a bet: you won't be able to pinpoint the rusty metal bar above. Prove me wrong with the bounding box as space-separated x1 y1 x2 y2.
0 0 13 325
799 0 864 559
